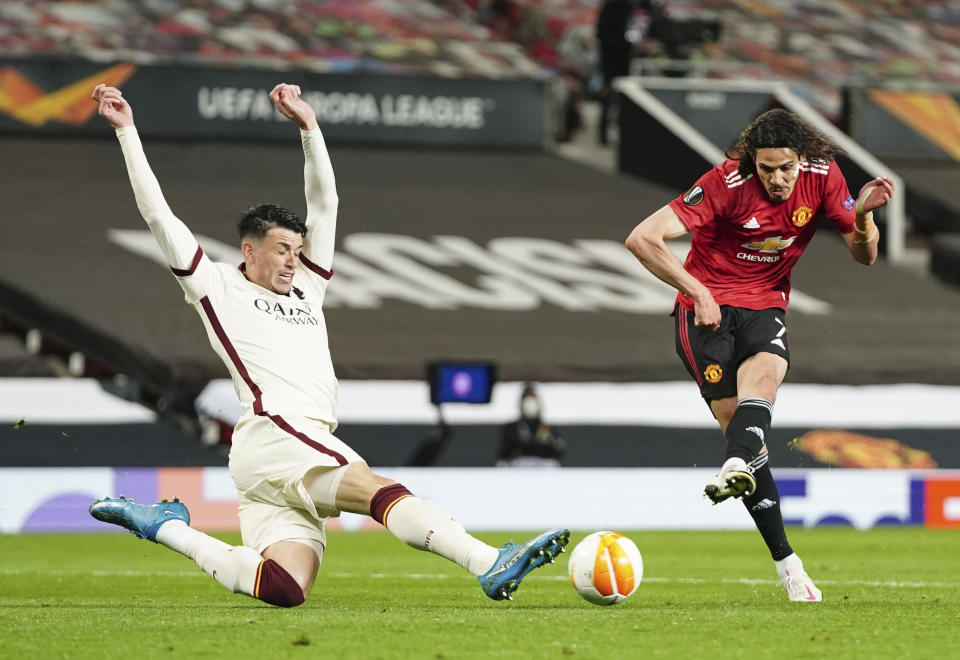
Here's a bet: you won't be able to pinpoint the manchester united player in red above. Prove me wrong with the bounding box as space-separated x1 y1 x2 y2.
625 109 894 602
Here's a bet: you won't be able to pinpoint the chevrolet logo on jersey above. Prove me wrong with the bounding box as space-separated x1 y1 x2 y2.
741 235 796 254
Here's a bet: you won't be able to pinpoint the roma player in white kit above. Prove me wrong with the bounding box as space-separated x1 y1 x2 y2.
88 83 568 606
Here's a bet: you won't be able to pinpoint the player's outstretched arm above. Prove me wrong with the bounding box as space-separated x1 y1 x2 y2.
842 176 894 266
92 84 202 273
269 83 337 272
625 205 721 330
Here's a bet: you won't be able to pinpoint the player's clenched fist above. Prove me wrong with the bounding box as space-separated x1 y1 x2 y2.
855 176 895 215
269 83 317 131
92 83 134 129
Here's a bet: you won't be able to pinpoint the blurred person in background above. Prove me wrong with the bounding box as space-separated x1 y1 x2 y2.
595 0 634 145
87 82 568 606
498 383 565 467
625 108 894 602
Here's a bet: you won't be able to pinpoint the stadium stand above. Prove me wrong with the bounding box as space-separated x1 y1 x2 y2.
458 1 960 112
0 0 541 77
4 1 957 101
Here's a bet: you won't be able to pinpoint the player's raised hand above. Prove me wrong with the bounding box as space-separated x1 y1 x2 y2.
855 176 895 215
92 84 134 129
269 83 317 131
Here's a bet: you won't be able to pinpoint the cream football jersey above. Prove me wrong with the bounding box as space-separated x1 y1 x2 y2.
117 126 340 427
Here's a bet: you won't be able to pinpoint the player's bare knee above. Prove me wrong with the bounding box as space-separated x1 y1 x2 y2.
739 354 787 395
749 381 779 403
294 575 314 599
279 563 316 599
259 540 319 603
256 559 306 608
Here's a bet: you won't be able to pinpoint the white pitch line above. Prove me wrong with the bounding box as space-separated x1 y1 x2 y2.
1 569 208 578
507 576 960 589
3 569 957 589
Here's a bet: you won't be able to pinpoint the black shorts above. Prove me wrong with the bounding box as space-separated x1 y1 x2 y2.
674 304 790 401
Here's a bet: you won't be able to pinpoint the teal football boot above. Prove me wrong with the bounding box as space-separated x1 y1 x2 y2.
478 528 570 600
89 496 189 542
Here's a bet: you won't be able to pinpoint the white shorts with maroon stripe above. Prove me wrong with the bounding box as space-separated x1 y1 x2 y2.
228 413 364 559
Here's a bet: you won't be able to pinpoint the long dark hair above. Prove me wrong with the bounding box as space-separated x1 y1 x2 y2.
730 109 846 177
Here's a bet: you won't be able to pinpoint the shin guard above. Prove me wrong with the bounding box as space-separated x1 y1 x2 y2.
372 484 499 575
724 398 773 462
742 456 793 561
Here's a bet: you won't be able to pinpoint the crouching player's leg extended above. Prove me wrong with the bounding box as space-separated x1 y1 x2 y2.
89 497 305 607
325 462 569 601
90 459 567 606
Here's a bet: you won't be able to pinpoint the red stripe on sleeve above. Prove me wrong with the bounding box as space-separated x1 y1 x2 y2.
170 246 203 277
299 254 333 280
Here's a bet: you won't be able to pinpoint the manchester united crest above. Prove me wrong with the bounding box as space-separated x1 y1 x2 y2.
791 205 813 227
704 364 723 383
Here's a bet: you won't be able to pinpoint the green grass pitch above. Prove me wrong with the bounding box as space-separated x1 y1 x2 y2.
2 528 957 659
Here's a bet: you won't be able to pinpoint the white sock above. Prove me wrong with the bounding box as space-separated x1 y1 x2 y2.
383 497 500 575
155 520 261 595
775 552 803 577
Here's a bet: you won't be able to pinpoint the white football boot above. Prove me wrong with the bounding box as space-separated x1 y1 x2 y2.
704 457 757 504
776 553 823 602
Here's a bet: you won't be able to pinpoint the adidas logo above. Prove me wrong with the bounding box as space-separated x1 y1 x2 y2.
751 498 777 511
746 426 765 441
743 217 760 229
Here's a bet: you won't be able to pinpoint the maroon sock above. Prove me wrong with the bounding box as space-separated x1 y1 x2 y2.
254 559 305 608
370 483 413 526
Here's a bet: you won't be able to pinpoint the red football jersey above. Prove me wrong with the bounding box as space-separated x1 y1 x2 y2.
668 158 857 311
